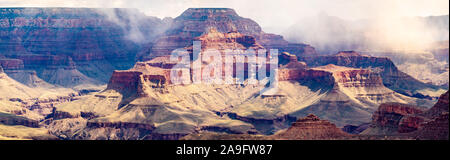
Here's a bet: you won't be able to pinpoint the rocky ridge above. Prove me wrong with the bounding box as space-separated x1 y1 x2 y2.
299 51 446 99
0 8 168 87
274 114 350 140
362 91 449 140
48 34 433 138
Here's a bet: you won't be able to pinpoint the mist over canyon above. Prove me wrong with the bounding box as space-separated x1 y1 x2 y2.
284 13 449 86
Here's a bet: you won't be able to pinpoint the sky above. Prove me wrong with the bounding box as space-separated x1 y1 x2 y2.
0 0 448 34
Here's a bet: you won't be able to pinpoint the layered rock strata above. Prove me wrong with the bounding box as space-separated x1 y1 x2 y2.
138 8 316 61
0 8 168 87
274 114 350 140
299 51 445 99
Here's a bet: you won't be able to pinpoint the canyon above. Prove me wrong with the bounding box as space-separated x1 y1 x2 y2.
0 8 168 88
0 8 448 140
137 8 316 61
284 14 449 87
299 51 447 99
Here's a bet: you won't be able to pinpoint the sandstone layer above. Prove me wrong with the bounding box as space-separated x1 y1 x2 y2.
138 8 316 61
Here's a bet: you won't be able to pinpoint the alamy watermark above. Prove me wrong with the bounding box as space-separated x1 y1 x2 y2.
168 41 279 95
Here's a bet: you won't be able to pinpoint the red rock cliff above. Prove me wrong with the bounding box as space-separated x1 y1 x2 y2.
275 114 350 140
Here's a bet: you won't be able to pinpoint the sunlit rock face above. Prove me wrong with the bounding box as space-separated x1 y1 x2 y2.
274 114 350 140
2 7 441 140
51 27 437 138
0 65 80 125
284 14 449 88
365 49 449 88
362 91 449 140
288 64 427 127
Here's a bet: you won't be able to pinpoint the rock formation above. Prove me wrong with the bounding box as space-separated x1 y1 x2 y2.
138 8 316 61
1 7 442 140
0 67 84 122
409 91 449 140
52 47 432 138
0 58 48 87
362 91 449 140
289 64 427 127
0 66 84 140
299 51 446 99
49 30 435 138
362 102 426 135
0 123 58 140
0 112 39 128
423 90 449 118
342 123 370 134
48 28 273 139
274 114 350 140
0 8 168 87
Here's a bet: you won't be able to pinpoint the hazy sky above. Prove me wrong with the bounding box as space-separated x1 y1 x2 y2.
0 0 448 33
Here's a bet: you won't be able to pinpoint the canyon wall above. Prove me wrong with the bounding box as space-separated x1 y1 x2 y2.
299 51 444 98
362 91 449 140
138 8 316 61
0 8 167 87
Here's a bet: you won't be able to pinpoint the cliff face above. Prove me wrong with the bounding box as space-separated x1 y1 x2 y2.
0 112 39 128
371 103 425 132
103 49 424 135
299 51 444 99
51 30 270 139
0 7 315 88
107 70 143 97
412 112 449 140
342 123 370 134
0 8 163 58
11 8 440 139
0 8 167 87
274 114 350 140
111 28 269 92
362 41 449 87
192 28 264 51
75 44 431 137
139 8 316 60
362 91 449 139
424 90 449 117
0 58 51 87
0 68 83 126
411 91 449 140
289 64 425 127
